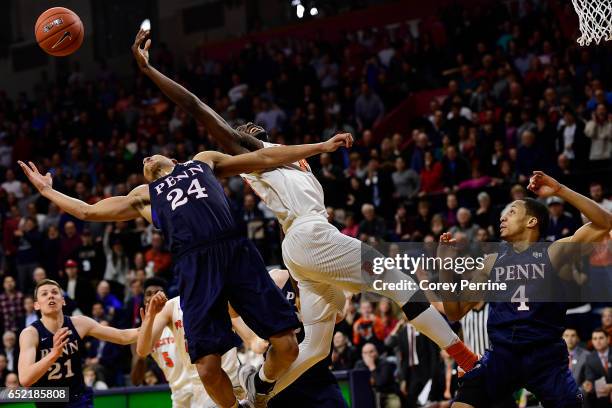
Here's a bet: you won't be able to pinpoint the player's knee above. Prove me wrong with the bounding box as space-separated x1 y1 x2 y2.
270 331 299 362
195 358 224 385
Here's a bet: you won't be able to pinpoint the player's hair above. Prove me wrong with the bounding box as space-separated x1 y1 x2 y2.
592 327 609 338
34 279 63 301
144 277 167 291
521 197 549 238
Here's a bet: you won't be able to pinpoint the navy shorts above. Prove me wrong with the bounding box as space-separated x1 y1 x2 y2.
177 237 300 363
455 341 583 408
268 382 348 408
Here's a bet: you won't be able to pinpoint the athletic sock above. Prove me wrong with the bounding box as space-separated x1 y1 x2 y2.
254 366 276 394
446 341 479 372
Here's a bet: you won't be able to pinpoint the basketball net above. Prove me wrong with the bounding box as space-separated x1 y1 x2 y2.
572 0 612 46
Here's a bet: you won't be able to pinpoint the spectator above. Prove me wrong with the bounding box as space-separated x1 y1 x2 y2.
22 295 37 328
83 366 109 390
449 208 480 243
355 342 400 408
603 308 612 344
14 216 42 292
76 228 105 281
32 267 47 288
583 329 612 407
103 227 129 287
59 221 81 269
0 354 8 386
545 197 576 241
364 158 393 213
583 182 612 224
60 259 95 315
584 104 612 169
4 372 18 389
516 130 543 183
144 232 172 280
0 276 24 333
341 213 359 238
96 280 122 318
41 225 61 279
359 204 387 243
474 192 497 237
419 151 444 195
1 331 18 373
125 279 144 328
317 153 345 208
377 298 398 340
331 331 357 370
353 300 385 352
392 157 420 202
563 328 588 386
441 146 470 191
1 170 22 198
556 108 586 164
355 83 385 131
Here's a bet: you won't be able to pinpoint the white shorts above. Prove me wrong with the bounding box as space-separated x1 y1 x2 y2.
171 348 240 408
282 216 414 323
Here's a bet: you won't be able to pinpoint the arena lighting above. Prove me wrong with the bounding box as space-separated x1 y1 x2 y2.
310 7 318 15
297 4 305 18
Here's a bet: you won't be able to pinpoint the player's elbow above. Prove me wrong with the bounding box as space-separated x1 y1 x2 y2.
19 373 33 388
80 203 94 221
136 344 150 358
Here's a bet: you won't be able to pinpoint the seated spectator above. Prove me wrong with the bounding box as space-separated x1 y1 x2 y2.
1 331 18 373
0 354 8 386
545 197 577 241
0 276 24 333
103 227 129 287
83 366 109 390
474 192 497 237
443 193 459 227
355 342 400 408
582 329 612 407
419 151 444 195
441 146 470 191
60 259 95 315
341 213 359 238
355 83 385 131
563 328 588 386
359 204 387 243
394 205 414 241
4 372 18 389
326 207 344 231
331 331 357 370
449 208 480 243
96 280 122 319
377 298 398 340
392 157 420 202
353 300 385 352
144 369 160 386
144 232 172 279
22 295 38 329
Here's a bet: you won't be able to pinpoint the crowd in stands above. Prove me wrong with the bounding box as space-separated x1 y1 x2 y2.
0 0 611 406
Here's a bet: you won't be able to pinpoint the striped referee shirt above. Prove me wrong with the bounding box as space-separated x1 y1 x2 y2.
460 303 490 356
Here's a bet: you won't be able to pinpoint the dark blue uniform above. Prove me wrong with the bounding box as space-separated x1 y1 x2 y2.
456 242 583 408
268 276 348 408
31 316 92 408
149 160 299 362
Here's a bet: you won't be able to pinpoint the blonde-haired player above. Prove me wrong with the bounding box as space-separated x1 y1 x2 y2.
135 277 242 407
133 29 479 407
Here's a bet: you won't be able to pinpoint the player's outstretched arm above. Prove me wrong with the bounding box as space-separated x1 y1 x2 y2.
132 29 261 155
195 133 353 178
73 315 139 345
18 326 70 387
19 161 151 223
136 292 170 357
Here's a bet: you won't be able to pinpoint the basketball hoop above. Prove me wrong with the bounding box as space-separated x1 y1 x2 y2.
572 0 612 46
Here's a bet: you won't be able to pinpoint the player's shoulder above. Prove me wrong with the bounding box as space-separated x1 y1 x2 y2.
192 150 223 165
130 184 151 198
19 325 39 344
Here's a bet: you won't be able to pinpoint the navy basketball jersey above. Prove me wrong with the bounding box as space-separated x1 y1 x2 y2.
31 316 86 402
148 160 237 254
281 278 336 384
487 242 567 346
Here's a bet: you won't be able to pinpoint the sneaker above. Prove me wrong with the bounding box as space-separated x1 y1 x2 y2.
238 364 258 406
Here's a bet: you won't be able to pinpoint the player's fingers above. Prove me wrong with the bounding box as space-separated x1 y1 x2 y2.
144 39 152 52
28 161 40 174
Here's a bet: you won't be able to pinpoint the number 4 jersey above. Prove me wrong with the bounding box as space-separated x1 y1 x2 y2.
487 241 568 347
149 160 237 255
32 316 86 403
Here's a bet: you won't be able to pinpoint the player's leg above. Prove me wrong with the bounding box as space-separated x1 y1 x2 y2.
523 342 583 408
195 354 237 408
178 249 243 408
283 222 478 370
268 278 345 397
226 238 300 404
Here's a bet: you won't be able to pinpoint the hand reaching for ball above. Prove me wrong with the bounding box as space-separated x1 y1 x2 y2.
132 28 152 71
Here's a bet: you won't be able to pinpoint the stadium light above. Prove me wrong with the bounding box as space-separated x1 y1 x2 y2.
310 7 318 16
297 4 305 18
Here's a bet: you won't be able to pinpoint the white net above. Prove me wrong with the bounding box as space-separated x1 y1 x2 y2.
572 0 612 46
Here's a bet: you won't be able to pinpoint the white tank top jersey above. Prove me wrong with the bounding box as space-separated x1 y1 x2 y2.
241 142 328 233
150 297 199 391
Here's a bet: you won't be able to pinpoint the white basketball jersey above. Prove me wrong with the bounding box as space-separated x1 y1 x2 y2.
151 297 199 392
241 142 327 233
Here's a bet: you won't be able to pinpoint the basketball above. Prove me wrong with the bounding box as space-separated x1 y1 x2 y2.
35 7 84 57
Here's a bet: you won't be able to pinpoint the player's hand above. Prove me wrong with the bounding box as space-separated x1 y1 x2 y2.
321 133 353 153
18 161 53 194
145 292 167 318
527 171 562 198
250 337 269 354
51 327 70 360
439 232 456 244
132 28 151 71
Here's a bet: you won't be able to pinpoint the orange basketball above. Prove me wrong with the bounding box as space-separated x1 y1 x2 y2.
35 7 84 57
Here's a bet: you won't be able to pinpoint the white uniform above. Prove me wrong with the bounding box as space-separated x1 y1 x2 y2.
150 297 240 408
241 143 417 396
